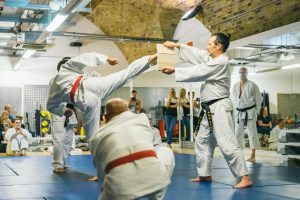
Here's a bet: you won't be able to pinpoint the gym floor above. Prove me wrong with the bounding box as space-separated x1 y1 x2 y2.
0 149 299 200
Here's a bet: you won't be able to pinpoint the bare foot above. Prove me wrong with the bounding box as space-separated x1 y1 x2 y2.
167 144 172 148
88 176 99 181
190 176 212 182
246 157 256 162
64 165 71 169
234 176 252 189
21 149 27 156
53 168 66 173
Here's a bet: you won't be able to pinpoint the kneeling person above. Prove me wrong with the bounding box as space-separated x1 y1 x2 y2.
92 98 174 200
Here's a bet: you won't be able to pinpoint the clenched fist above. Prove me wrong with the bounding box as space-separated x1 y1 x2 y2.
107 57 118 65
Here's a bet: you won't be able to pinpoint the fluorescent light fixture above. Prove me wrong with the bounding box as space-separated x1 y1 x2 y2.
22 49 36 59
279 53 295 61
181 5 203 21
0 42 7 46
46 13 68 32
235 46 257 50
49 0 62 11
281 63 300 70
13 60 23 71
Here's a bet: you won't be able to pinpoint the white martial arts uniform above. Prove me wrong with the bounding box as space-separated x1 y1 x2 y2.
269 125 283 151
174 44 248 177
51 108 77 170
47 53 151 148
5 128 32 152
152 127 162 146
92 111 174 200
232 80 262 149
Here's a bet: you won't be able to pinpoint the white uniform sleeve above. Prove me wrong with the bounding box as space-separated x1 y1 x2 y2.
91 140 105 181
178 45 210 64
254 83 263 113
65 52 108 70
230 82 239 109
175 59 225 82
22 129 32 139
5 128 14 140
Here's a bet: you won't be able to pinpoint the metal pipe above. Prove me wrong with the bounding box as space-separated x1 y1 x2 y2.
63 31 177 43
209 0 280 28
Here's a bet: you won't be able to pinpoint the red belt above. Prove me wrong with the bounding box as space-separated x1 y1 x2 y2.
70 75 83 103
105 150 157 174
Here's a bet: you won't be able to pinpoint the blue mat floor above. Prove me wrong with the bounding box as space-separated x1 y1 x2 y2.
0 154 299 200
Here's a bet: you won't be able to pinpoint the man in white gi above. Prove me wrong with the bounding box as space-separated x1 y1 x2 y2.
161 33 252 188
269 119 286 151
149 117 162 147
6 118 32 156
52 103 77 173
231 67 263 162
47 52 157 149
92 98 174 200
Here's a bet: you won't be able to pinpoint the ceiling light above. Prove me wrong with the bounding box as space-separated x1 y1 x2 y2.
45 13 68 32
279 53 295 61
181 5 203 21
13 60 23 71
49 0 63 11
281 63 300 70
22 49 36 59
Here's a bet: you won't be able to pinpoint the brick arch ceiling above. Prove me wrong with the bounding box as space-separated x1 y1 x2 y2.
84 0 300 63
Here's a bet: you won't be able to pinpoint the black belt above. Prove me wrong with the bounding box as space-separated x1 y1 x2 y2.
236 104 256 127
194 97 227 134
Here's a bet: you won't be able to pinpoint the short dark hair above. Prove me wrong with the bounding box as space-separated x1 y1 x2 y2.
57 57 71 71
131 90 137 93
212 32 231 52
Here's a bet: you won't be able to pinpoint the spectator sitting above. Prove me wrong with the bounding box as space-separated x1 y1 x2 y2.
15 115 26 129
269 119 286 151
0 111 13 141
4 104 15 121
257 107 272 146
5 118 32 156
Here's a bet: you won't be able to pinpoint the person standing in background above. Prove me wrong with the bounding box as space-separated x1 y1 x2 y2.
231 67 262 162
128 90 142 113
179 88 190 141
165 88 178 148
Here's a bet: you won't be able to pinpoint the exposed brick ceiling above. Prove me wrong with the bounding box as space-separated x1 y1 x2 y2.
85 0 300 63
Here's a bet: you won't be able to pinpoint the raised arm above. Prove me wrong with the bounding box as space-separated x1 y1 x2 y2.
163 41 209 64
65 52 118 71
175 60 227 82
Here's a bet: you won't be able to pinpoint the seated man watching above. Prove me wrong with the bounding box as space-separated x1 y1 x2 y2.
92 98 175 200
269 119 286 151
5 118 32 156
